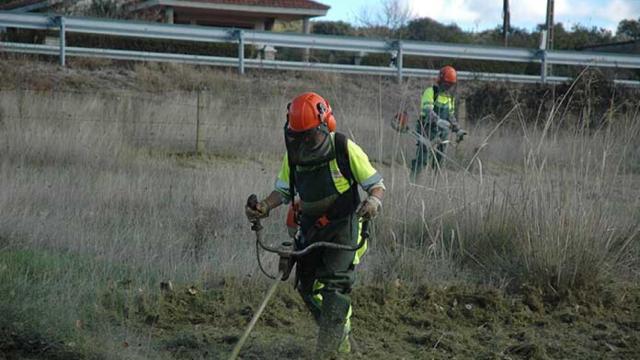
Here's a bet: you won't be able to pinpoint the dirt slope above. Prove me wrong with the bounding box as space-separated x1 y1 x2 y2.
84 280 639 360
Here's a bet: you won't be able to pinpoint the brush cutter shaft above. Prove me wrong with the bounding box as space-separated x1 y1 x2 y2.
408 129 449 147
228 270 284 360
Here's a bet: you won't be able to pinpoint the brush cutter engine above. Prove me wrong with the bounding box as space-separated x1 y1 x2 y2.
391 111 410 133
278 241 295 281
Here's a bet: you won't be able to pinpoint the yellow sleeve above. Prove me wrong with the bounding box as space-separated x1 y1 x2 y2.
275 152 292 202
347 140 384 191
420 87 435 119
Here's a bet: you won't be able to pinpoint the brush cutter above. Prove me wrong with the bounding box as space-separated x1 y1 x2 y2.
392 111 467 147
391 111 468 174
228 195 370 360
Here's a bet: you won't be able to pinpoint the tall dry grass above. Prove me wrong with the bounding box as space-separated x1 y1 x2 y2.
1 78 638 284
0 73 639 356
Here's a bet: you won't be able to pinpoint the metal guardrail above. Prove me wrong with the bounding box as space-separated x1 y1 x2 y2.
1 11 639 86
0 41 575 84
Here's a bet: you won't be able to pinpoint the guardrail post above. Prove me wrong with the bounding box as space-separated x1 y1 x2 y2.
58 16 65 67
540 50 547 83
538 30 547 84
237 30 245 75
396 41 403 83
195 90 205 154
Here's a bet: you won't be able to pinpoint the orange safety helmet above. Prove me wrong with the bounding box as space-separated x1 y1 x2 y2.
438 65 457 85
287 92 336 133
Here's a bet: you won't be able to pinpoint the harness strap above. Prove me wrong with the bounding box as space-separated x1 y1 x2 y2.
284 131 360 230
313 132 360 229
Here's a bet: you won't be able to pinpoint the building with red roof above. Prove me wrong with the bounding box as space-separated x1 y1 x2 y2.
1 0 329 60
130 0 329 30
1 0 329 32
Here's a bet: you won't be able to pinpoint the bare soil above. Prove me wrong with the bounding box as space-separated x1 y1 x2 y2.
32 279 635 360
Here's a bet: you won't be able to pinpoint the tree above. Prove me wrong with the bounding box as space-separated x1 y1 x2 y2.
311 21 355 36
356 0 415 38
86 0 126 18
616 18 640 40
403 17 470 43
551 23 613 50
474 26 537 48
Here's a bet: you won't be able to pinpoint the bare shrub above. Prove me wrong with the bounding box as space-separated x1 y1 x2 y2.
356 0 416 38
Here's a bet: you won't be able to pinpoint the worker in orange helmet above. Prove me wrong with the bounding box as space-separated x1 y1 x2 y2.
411 65 464 178
245 92 385 357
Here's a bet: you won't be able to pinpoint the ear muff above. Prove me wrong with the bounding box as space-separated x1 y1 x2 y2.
316 101 336 132
325 112 336 132
285 102 292 123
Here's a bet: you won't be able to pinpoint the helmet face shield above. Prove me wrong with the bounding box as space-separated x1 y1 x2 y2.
285 125 332 165
439 81 456 92
285 126 322 149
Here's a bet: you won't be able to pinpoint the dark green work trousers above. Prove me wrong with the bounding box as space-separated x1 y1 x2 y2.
296 213 359 356
411 121 449 178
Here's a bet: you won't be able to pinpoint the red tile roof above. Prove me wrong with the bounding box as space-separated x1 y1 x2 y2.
0 0 42 11
1 0 330 11
182 0 329 10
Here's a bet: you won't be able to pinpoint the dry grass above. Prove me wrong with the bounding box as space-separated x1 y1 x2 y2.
0 67 639 357
0 75 638 282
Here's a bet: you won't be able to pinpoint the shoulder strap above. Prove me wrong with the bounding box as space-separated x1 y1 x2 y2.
326 132 360 220
284 121 297 202
432 85 440 104
286 132 360 216
285 132 353 201
334 132 355 183
287 154 296 202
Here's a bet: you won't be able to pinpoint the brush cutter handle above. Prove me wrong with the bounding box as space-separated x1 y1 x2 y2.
456 129 467 143
435 118 452 130
361 220 370 241
255 220 371 258
258 240 364 257
246 194 263 232
247 194 259 209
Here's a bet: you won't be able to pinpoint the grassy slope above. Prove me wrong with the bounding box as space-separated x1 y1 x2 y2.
1 249 639 359
0 58 639 359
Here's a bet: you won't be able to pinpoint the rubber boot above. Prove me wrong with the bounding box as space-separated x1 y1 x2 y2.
316 290 350 359
432 143 446 171
410 157 425 181
410 159 419 181
338 316 351 354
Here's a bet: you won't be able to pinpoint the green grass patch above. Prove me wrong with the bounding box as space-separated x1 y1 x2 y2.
0 249 100 358
0 248 167 359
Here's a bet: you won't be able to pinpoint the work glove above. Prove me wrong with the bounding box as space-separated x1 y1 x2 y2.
456 129 467 143
428 109 442 124
356 195 382 220
245 200 271 221
451 123 460 132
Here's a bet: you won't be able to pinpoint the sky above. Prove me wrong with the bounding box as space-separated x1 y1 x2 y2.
318 0 640 33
